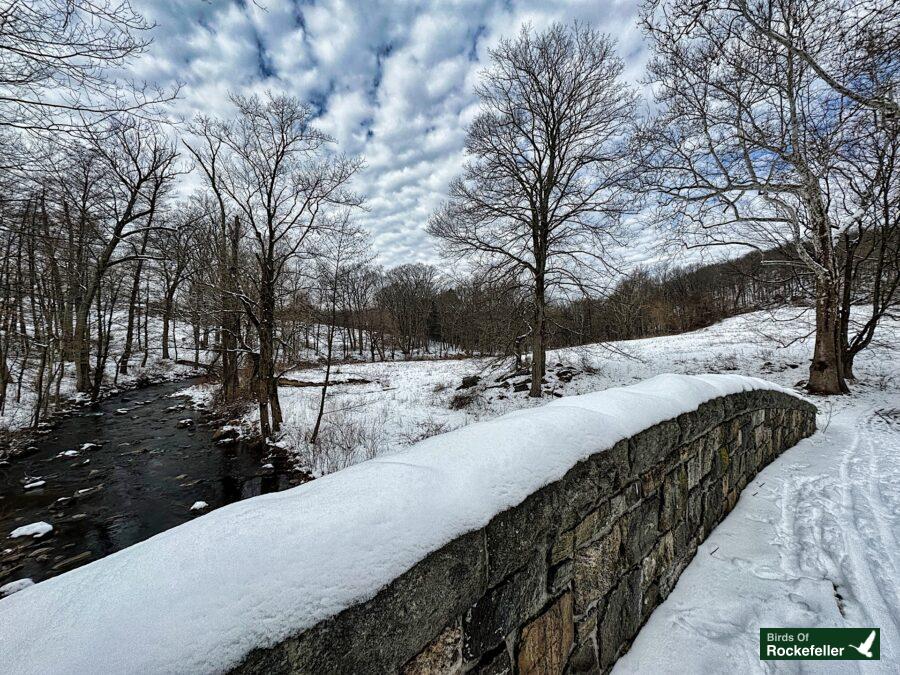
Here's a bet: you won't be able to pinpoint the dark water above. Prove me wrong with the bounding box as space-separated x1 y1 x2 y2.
0 379 306 588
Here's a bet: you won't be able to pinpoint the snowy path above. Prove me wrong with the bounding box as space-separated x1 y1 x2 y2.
614 393 900 673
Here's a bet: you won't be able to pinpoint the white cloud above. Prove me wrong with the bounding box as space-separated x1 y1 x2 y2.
134 0 646 267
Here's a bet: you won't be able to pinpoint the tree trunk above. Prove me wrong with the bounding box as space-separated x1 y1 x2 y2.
842 351 856 381
257 273 282 436
310 325 334 445
193 323 200 364
161 291 174 360
73 303 92 393
311 286 339 444
119 234 149 374
807 278 849 394
220 215 241 401
32 347 47 429
141 280 150 368
221 312 239 400
251 352 270 440
530 275 546 398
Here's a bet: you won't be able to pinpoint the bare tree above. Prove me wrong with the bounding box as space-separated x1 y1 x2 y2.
150 208 200 360
0 0 177 137
836 110 900 378
376 264 437 358
309 215 371 444
195 93 363 438
68 119 178 395
429 22 636 397
638 0 891 394
729 0 899 117
183 120 243 401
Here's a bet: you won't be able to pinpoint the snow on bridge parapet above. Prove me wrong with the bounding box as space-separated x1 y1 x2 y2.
0 374 816 674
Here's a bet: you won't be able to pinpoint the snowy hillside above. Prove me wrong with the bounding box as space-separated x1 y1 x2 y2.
214 307 898 476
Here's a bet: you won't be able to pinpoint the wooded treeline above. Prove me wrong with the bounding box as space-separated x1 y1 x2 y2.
0 0 898 436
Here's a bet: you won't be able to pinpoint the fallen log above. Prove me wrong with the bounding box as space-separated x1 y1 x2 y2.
277 377 373 388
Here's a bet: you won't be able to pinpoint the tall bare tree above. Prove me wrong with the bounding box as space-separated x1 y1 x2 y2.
184 120 243 401
193 93 363 438
0 0 177 137
836 109 900 378
727 0 899 117
638 0 893 394
71 119 178 394
429 22 636 397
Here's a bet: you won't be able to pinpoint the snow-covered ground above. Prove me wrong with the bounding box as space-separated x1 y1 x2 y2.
615 391 900 673
285 323 465 365
0 316 214 434
4 306 897 672
235 307 898 475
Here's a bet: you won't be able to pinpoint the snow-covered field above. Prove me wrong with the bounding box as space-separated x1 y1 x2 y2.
228 307 898 474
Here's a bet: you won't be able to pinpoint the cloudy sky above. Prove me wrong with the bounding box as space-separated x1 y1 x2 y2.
132 0 649 268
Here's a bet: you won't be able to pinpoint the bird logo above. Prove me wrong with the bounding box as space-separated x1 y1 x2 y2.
850 630 877 659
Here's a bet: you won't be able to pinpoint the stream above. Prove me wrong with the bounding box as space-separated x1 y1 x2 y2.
0 378 307 590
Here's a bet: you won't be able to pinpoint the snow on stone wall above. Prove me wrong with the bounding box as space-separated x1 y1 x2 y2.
0 374 815 675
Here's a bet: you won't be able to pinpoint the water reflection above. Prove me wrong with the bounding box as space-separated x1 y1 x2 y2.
0 379 309 588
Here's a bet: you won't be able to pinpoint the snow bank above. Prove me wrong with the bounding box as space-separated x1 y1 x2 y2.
0 578 34 597
8 522 52 540
0 374 795 674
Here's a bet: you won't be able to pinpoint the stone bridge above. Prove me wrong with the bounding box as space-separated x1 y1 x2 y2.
0 375 816 675
236 385 815 674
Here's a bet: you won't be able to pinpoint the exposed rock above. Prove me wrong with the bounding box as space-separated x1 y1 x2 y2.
457 375 481 390
450 392 476 410
74 485 103 499
471 646 512 674
52 551 92 571
402 624 461 674
517 592 574 675
574 523 622 613
212 427 240 442
464 557 544 660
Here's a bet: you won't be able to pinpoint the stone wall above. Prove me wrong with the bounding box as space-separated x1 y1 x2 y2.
234 388 816 675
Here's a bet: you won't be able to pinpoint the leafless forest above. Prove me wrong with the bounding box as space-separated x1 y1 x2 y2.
0 0 897 440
